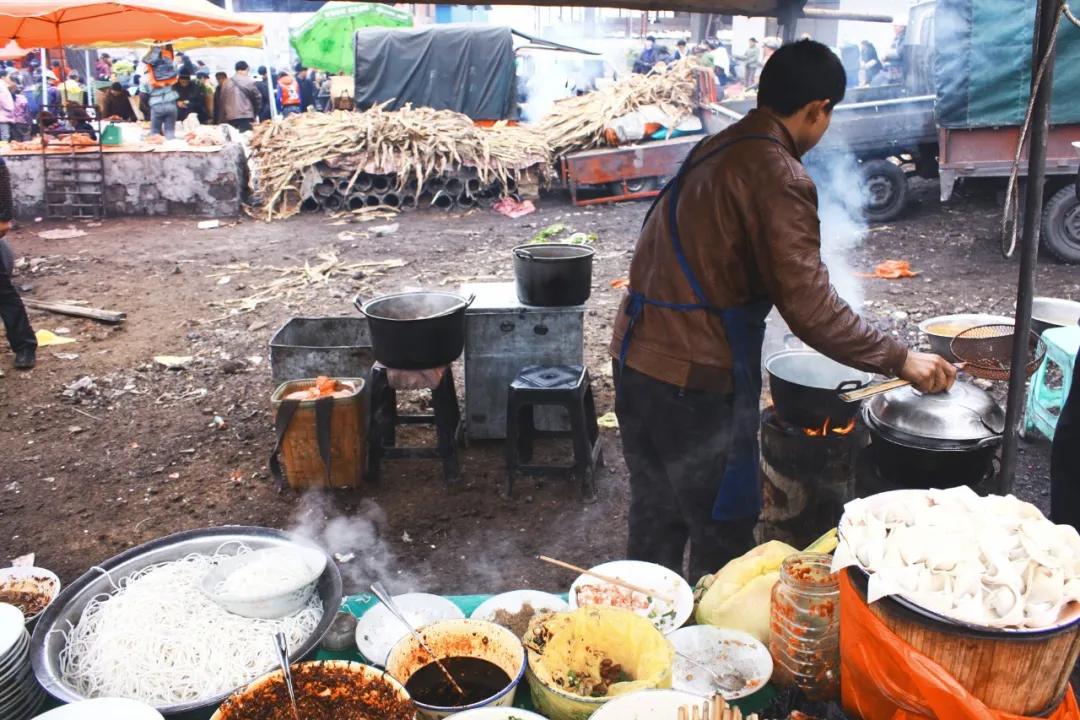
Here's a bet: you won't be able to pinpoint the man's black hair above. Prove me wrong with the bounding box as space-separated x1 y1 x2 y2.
235 60 249 72
757 39 846 117
110 82 123 92
646 35 655 41
677 39 687 46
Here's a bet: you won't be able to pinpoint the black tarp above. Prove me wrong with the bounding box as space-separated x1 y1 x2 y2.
353 25 517 120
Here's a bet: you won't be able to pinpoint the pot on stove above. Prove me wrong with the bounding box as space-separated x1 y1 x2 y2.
862 381 1004 488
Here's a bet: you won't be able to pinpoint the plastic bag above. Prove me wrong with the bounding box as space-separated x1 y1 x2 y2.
839 570 1080 720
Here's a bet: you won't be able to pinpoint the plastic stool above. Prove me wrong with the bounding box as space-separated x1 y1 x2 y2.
505 365 602 500
368 364 463 484
1024 325 1080 441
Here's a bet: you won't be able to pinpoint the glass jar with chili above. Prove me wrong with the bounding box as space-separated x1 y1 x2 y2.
768 551 840 701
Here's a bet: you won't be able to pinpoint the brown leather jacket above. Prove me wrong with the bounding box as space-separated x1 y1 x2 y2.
609 109 909 391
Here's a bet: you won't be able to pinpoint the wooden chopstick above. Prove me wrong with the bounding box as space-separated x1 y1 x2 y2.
538 555 677 604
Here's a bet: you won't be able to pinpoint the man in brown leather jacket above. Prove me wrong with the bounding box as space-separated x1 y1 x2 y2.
610 41 956 582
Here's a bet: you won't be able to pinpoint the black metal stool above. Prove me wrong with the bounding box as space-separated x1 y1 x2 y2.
368 364 462 484
505 364 601 499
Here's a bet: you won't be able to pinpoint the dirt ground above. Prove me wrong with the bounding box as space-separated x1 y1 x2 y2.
1 178 1076 597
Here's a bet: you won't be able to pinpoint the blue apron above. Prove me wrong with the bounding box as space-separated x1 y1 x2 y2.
618 134 781 522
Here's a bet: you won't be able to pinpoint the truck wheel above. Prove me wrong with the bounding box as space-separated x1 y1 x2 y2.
860 159 909 223
609 177 658 196
1042 186 1080 264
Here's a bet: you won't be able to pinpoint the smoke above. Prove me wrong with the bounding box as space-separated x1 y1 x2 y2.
803 150 867 309
289 490 420 595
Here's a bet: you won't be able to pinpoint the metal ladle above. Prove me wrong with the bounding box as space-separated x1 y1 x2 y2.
370 582 466 700
273 631 301 720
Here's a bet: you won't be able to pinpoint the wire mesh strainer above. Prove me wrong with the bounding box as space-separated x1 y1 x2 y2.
949 324 1047 382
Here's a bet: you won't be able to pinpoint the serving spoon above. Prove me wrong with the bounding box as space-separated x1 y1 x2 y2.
674 649 747 695
370 582 466 700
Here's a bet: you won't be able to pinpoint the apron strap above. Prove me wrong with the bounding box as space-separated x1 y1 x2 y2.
269 399 301 492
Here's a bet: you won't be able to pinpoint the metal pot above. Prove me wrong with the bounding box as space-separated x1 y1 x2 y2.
1031 296 1080 336
862 381 1004 488
513 243 594 307
765 349 872 428
355 291 473 370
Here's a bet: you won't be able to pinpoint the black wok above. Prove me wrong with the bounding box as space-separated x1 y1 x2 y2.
765 349 873 428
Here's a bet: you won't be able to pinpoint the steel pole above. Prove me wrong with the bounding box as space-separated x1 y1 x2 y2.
998 0 1060 492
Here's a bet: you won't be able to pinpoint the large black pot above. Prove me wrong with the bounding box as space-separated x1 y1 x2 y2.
862 382 1003 488
513 243 594 307
765 349 872 428
355 291 472 370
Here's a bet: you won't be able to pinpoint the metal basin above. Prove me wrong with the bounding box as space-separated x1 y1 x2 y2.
918 314 1014 362
31 526 342 717
1032 296 1080 336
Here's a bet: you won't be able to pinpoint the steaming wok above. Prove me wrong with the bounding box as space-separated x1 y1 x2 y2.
765 349 872 429
355 291 474 370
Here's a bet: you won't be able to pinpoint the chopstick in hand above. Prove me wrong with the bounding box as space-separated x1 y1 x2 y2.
537 555 677 604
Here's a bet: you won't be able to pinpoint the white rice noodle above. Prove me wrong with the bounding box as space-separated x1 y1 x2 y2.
58 546 323 706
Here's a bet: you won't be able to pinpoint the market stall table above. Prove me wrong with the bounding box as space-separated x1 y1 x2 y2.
3 136 247 219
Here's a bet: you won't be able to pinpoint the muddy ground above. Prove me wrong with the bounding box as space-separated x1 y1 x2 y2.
0 178 1076 596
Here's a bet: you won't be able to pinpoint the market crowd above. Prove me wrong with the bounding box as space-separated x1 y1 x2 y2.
0 47 344 142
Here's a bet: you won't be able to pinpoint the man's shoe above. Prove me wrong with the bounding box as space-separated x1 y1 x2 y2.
13 348 35 370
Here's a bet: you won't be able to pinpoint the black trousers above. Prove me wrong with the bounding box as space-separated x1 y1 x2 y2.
0 263 35 354
1051 356 1080 532
615 364 757 583
228 118 253 133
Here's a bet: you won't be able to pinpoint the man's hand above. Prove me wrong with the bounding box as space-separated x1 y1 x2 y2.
900 351 957 394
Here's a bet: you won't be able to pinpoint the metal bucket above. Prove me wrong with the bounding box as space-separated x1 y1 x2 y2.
269 317 373 386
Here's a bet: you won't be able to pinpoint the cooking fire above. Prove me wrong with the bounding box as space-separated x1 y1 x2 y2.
803 418 857 438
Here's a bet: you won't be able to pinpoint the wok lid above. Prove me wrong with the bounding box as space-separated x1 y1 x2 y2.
864 380 1005 448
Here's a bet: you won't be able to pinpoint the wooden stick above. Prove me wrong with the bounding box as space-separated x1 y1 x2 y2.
678 707 688 720
23 299 126 324
537 556 676 604
692 705 701 720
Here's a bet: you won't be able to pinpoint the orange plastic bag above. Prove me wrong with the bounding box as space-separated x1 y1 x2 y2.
839 570 1080 720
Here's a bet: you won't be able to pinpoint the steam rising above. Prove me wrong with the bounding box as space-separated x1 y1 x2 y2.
804 150 868 309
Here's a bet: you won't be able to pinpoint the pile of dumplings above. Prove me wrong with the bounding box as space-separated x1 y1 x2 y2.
834 486 1080 630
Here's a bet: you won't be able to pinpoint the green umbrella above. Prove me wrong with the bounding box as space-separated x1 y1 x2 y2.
291 2 412 74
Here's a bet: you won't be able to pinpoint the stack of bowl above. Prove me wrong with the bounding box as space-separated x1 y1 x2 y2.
0 603 46 719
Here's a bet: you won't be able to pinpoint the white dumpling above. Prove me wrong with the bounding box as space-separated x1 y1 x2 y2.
983 581 1025 627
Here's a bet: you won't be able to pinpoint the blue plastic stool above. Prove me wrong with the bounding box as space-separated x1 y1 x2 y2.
1024 325 1080 441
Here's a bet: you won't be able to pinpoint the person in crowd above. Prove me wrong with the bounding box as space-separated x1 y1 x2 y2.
276 71 301 116
101 81 136 122
94 52 112 81
176 52 196 77
174 71 208 124
860 40 882 85
11 85 31 141
0 158 35 370
296 66 317 112
196 59 208 74
61 69 84 105
0 72 14 141
49 58 66 81
212 70 227 124
195 68 215 122
140 73 178 139
316 71 332 112
673 39 688 61
839 43 861 88
609 40 956 581
633 35 660 74
66 101 98 140
255 65 272 122
737 37 762 85
220 61 262 132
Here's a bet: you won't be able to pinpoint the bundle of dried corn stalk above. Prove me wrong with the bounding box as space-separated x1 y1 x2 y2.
538 59 702 156
249 104 551 220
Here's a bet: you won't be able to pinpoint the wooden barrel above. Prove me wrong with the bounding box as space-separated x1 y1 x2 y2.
848 569 1080 716
271 378 367 490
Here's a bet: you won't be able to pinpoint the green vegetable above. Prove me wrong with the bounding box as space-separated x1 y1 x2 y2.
528 224 597 245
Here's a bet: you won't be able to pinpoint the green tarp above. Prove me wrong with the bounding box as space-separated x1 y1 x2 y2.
935 0 1080 127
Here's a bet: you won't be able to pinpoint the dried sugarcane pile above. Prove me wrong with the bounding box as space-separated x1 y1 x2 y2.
249 103 552 221
538 58 703 157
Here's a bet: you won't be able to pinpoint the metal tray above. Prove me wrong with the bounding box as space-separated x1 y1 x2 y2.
30 526 343 717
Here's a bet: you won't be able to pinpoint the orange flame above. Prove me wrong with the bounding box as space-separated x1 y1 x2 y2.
803 418 857 437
